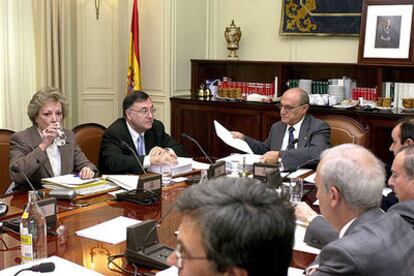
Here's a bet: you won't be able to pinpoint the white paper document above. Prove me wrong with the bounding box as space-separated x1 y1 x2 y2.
281 169 312 179
103 174 139 190
42 174 101 186
76 216 141 244
304 172 316 183
148 157 193 176
0 256 103 276
218 153 262 166
294 223 321 255
214 120 253 154
156 265 304 276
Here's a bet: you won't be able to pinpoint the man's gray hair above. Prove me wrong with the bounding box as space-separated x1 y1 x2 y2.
398 145 414 178
175 177 295 276
319 144 385 211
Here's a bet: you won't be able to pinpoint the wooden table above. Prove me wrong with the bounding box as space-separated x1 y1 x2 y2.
0 181 317 274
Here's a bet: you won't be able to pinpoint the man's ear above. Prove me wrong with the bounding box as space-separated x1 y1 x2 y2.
225 266 248 276
329 186 341 208
405 138 414 147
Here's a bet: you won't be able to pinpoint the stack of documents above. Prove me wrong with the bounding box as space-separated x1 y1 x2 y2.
148 157 193 176
102 175 139 190
42 174 116 195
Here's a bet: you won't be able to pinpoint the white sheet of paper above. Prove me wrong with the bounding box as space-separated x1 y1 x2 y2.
75 216 141 244
191 160 210 170
214 120 253 154
304 172 316 183
294 223 321 255
0 256 103 276
314 199 319 206
155 264 304 276
281 169 312 179
42 174 100 186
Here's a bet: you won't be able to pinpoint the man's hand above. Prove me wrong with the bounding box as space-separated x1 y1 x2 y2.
150 151 178 166
295 202 317 223
231 131 245 140
149 146 165 157
78 166 95 179
261 151 280 164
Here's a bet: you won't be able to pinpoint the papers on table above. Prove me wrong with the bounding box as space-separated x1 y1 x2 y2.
294 222 321 255
191 160 210 170
75 216 141 244
156 265 304 276
103 174 139 190
218 153 262 166
304 172 316 183
42 174 104 189
0 256 103 276
281 169 312 179
214 120 253 154
148 157 193 176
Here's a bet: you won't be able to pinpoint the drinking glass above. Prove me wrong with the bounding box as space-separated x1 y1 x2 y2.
161 164 172 186
280 182 291 202
290 178 303 207
55 122 67 146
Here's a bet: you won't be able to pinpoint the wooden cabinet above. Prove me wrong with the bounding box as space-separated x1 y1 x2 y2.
171 96 407 166
191 59 414 97
172 59 414 166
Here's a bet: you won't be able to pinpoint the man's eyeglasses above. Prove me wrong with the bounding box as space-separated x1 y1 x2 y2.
129 107 156 116
173 243 210 269
277 103 305 112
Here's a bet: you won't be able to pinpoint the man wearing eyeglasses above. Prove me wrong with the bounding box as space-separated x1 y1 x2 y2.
99 91 186 174
167 177 295 275
232 88 330 170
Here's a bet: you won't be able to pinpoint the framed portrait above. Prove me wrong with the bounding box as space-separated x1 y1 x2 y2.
358 0 414 65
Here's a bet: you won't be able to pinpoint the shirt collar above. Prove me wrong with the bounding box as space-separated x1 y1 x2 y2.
339 217 357 238
289 116 305 132
126 121 145 141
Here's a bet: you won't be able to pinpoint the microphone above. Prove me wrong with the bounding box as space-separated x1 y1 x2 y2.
181 133 213 164
13 262 55 276
141 202 176 253
31 262 55 272
11 165 41 200
120 141 147 175
283 158 317 179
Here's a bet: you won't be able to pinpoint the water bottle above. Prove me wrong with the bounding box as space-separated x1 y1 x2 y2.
20 191 47 263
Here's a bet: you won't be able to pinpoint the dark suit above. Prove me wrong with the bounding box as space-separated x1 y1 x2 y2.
244 114 330 170
312 208 414 275
99 118 186 174
9 126 97 191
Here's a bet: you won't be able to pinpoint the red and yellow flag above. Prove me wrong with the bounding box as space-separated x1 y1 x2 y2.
127 0 141 93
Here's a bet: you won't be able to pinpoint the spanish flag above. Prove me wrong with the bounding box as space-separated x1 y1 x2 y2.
127 0 141 93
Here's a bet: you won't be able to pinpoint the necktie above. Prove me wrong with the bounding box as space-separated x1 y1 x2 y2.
137 135 145 156
287 127 295 150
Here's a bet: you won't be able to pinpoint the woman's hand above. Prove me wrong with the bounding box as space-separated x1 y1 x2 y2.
39 123 60 151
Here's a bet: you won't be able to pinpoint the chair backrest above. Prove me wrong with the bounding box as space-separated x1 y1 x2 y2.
0 129 15 195
322 115 368 147
73 123 106 166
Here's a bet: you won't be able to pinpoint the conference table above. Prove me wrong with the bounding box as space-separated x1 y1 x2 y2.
0 177 317 275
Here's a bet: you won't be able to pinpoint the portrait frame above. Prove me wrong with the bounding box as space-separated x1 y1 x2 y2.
358 0 414 65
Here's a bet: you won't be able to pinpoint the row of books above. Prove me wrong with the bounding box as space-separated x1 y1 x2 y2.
218 78 277 97
351 87 378 102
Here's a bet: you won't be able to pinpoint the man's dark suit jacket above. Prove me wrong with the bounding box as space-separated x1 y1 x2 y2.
244 114 330 170
99 118 186 174
312 207 414 275
9 126 97 191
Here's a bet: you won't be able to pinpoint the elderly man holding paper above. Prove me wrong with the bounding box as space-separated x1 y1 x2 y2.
231 88 330 170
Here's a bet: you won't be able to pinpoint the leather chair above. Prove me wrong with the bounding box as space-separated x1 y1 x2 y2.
73 123 106 166
322 115 368 147
0 129 15 195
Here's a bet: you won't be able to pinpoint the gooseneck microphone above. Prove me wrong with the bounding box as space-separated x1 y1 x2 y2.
283 158 317 179
141 202 176 253
11 165 41 200
181 133 213 164
121 141 147 175
14 262 55 276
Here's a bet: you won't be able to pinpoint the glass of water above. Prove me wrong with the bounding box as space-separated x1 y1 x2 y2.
161 164 172 186
290 178 303 207
55 122 67 146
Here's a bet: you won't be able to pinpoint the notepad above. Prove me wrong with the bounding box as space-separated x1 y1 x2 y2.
75 216 141 244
